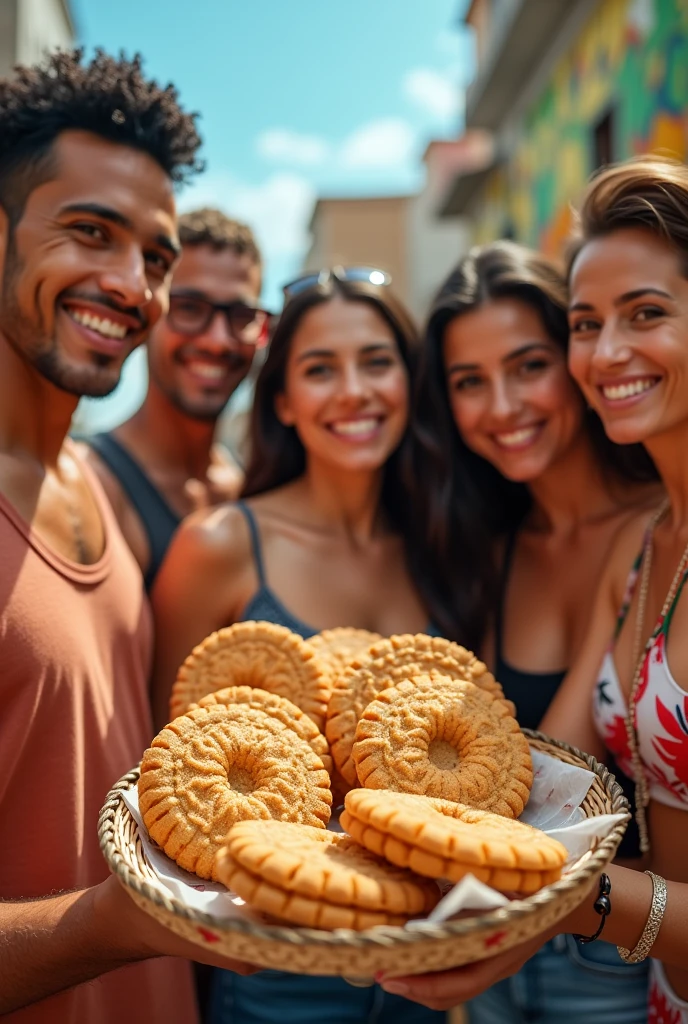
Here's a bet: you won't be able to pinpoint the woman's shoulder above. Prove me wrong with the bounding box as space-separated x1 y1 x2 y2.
167 501 256 571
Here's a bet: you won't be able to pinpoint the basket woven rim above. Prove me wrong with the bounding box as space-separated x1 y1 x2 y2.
98 730 630 950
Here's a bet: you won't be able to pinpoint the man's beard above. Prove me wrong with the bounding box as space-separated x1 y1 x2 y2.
163 382 235 422
0 240 124 399
152 354 251 423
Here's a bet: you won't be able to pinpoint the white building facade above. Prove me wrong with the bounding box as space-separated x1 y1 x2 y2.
0 0 74 75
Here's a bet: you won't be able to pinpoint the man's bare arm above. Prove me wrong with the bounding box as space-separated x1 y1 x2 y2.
0 876 254 1015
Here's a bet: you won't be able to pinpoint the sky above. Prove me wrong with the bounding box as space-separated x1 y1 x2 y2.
71 0 474 430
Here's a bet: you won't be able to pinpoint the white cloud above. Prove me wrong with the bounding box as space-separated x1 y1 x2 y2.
403 67 461 121
177 171 316 308
256 128 330 166
340 118 417 169
179 170 315 259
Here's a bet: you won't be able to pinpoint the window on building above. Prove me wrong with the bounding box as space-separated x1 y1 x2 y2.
593 107 616 171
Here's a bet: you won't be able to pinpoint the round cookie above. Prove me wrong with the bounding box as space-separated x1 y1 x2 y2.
307 628 382 682
342 789 567 894
364 634 508 703
170 621 331 729
215 819 440 929
352 676 532 817
139 704 331 880
191 685 332 775
326 634 513 787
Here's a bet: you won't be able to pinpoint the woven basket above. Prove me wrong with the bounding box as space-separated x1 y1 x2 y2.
98 731 629 977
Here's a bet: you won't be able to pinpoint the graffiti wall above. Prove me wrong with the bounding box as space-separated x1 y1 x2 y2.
473 0 688 256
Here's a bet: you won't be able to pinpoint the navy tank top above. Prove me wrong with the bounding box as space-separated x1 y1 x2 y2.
236 502 316 638
84 433 180 592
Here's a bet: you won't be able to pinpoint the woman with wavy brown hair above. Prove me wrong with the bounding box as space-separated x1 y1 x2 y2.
380 159 688 1022
151 267 443 1024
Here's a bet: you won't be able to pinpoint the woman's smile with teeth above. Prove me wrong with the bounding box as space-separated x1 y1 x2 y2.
329 417 380 437
67 308 128 339
494 425 541 448
601 378 658 401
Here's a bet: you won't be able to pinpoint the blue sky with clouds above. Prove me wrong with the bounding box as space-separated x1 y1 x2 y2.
71 0 473 428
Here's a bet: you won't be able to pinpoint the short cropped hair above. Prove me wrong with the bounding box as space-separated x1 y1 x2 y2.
0 48 202 224
178 207 262 267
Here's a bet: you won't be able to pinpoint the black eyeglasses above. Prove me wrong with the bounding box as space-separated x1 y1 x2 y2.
167 293 271 345
282 266 392 300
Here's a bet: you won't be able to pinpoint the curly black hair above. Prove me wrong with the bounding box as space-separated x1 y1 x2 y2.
178 207 262 266
0 48 203 224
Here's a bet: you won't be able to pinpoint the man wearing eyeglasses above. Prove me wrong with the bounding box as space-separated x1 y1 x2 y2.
81 207 269 590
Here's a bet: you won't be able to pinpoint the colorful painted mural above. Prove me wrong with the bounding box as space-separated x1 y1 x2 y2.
473 0 688 257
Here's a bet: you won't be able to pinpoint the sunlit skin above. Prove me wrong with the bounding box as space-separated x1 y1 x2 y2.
148 244 262 421
276 297 410 475
0 130 178 565
444 298 585 483
1 130 178 402
568 227 688 448
564 228 688 1003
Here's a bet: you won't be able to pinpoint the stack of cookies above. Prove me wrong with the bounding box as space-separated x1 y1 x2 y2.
137 622 566 930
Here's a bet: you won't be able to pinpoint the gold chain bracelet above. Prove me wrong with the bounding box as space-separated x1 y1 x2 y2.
617 871 667 964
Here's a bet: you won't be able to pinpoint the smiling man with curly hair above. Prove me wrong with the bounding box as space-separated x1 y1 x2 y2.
0 49 253 1023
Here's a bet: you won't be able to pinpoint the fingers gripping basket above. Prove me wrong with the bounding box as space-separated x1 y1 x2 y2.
98 732 629 977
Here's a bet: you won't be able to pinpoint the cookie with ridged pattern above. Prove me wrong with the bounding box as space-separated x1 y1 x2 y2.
215 819 440 929
139 704 331 880
307 627 382 681
326 634 513 787
342 789 566 894
169 621 331 729
352 676 532 817
190 685 332 774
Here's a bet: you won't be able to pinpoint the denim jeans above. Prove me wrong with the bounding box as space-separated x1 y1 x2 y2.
466 935 649 1024
208 969 447 1024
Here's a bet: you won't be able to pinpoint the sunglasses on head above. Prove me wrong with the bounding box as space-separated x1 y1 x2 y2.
167 293 271 346
282 265 392 300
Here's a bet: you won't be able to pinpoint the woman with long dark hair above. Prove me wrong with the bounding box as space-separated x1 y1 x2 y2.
151 267 444 1024
404 241 660 1023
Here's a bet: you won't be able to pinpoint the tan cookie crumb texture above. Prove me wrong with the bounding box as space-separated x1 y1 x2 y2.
326 633 514 787
307 628 382 682
352 676 532 817
342 789 566 894
191 685 332 774
215 819 440 929
138 704 331 880
169 621 331 728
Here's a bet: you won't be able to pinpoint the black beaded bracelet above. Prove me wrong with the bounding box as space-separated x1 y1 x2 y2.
573 873 612 944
